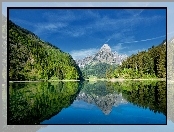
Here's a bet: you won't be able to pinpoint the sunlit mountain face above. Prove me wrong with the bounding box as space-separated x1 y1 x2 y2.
76 44 127 68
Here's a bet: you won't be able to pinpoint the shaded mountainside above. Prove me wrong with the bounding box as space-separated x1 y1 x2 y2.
76 44 127 68
9 20 83 81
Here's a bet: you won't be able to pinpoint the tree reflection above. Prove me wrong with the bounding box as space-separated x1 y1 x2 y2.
9 81 81 124
106 81 166 116
78 81 166 116
9 80 166 124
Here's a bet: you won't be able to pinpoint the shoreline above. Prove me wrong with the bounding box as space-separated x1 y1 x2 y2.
9 78 166 83
87 78 166 82
109 78 166 82
9 80 81 83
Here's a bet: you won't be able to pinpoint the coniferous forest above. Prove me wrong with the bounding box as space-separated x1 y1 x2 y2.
106 41 166 79
81 63 118 79
9 20 83 81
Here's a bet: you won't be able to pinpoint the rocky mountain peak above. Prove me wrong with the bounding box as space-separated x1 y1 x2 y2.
100 44 111 52
76 44 128 68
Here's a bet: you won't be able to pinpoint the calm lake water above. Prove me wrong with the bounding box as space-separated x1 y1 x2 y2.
9 80 166 125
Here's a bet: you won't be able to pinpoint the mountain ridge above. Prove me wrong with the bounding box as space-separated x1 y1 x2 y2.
76 44 127 68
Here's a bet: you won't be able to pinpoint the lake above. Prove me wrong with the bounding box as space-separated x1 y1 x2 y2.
8 80 166 125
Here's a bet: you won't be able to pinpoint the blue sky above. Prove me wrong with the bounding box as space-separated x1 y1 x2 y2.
9 8 166 60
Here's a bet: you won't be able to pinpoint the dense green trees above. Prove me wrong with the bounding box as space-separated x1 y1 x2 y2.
108 41 166 79
81 63 118 79
9 20 83 81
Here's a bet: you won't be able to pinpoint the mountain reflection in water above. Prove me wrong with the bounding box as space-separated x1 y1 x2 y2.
9 80 166 124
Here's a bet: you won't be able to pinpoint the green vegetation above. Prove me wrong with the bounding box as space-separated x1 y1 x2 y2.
81 63 118 79
9 81 82 124
9 20 83 81
106 41 166 79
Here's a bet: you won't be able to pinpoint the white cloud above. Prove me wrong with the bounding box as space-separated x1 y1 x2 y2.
42 10 78 23
56 27 86 37
7 6 166 39
70 48 99 60
85 10 100 19
34 22 67 35
112 43 128 53
116 35 166 45
105 38 111 43
9 17 68 35
126 48 146 56
123 9 145 17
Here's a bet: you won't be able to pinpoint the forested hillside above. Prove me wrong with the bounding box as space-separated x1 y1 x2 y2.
107 40 166 79
81 63 118 79
9 20 83 81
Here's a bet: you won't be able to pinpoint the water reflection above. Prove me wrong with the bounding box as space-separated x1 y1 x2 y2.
76 81 166 116
77 81 127 115
107 81 166 116
9 81 81 124
9 80 166 124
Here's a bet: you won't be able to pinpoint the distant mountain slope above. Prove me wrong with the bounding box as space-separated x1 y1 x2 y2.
76 44 127 68
81 62 118 79
9 20 83 81
75 44 127 79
